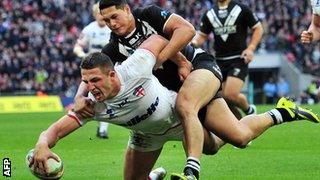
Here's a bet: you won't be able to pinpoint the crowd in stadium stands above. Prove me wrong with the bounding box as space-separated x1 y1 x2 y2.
0 0 319 96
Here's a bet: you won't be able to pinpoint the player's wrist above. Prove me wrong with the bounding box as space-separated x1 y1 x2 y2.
74 46 86 58
247 44 256 51
35 140 49 150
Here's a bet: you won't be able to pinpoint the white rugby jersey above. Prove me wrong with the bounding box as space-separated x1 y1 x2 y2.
77 21 111 53
311 0 320 15
80 49 180 135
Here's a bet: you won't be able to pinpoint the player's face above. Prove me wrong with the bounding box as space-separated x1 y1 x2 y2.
95 13 106 27
100 5 134 36
81 67 113 102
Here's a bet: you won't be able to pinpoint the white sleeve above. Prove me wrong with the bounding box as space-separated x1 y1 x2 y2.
311 0 320 15
77 27 89 47
116 49 156 80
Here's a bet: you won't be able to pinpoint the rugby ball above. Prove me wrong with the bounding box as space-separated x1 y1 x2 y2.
26 149 64 179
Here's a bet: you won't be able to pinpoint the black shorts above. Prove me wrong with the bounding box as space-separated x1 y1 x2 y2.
216 57 248 82
198 91 223 123
192 52 223 82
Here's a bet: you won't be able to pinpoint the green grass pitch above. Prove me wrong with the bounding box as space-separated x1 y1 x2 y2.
1 104 320 179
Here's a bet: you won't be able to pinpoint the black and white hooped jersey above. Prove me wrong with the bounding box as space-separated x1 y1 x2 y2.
101 5 197 92
199 0 260 58
80 49 180 135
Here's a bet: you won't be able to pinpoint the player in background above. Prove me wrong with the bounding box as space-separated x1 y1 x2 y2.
73 3 112 139
192 0 263 119
301 0 320 100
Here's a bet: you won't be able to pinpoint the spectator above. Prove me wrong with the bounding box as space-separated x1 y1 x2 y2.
263 77 277 104
276 76 290 98
1 0 319 96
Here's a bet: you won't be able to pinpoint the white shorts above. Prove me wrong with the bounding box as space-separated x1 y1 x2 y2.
128 123 184 152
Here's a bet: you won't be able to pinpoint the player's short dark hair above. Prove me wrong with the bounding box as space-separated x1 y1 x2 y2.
80 52 114 71
99 0 128 11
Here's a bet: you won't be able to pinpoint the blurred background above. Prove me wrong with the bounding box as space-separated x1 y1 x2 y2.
0 0 319 106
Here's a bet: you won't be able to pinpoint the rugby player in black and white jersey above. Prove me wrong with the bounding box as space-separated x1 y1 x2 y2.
73 3 112 139
192 0 263 119
301 0 320 99
29 35 320 180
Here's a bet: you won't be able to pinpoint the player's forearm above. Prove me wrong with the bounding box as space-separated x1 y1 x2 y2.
36 128 60 149
36 115 80 149
170 52 189 67
148 36 189 69
73 44 86 58
160 27 195 60
247 24 263 51
75 82 89 99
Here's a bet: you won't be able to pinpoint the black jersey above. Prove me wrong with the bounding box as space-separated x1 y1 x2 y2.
199 0 259 58
102 5 195 92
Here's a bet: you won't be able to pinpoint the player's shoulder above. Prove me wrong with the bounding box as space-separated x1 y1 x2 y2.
231 0 251 10
124 49 155 66
104 34 120 48
116 49 156 76
82 21 98 32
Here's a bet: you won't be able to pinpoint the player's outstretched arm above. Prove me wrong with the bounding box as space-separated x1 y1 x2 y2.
241 23 263 64
30 115 80 174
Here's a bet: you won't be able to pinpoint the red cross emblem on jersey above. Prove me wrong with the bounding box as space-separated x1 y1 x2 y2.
133 85 145 97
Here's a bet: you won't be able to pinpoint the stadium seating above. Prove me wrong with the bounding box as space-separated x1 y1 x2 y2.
0 0 319 96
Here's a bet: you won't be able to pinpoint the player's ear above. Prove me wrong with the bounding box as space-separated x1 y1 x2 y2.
124 4 131 13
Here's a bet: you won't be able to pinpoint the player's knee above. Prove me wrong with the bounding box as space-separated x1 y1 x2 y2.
176 104 197 120
176 94 196 116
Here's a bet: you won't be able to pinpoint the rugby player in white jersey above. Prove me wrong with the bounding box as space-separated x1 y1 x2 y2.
29 35 319 180
301 0 320 100
73 3 112 139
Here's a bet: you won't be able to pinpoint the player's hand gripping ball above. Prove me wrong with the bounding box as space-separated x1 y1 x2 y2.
26 149 64 179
